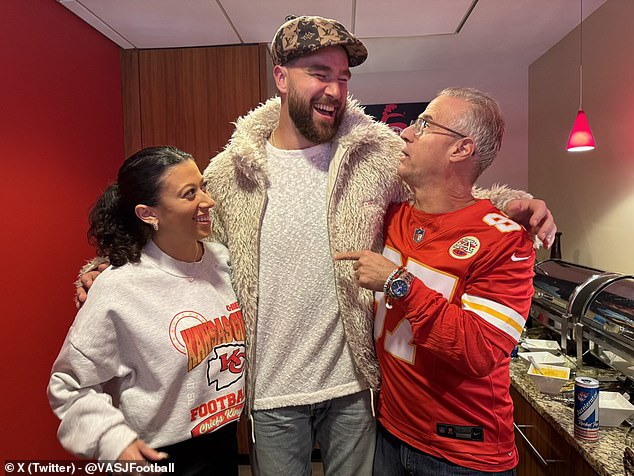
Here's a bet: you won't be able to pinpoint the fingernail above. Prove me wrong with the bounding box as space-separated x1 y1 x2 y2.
158 452 169 459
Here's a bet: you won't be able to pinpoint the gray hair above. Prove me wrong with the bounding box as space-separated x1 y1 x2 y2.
438 87 505 178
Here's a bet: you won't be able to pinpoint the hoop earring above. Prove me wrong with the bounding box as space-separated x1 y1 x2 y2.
152 221 159 231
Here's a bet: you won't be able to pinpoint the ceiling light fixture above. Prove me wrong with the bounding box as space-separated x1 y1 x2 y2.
567 0 596 152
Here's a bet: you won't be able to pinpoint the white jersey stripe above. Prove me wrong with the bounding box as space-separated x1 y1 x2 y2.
461 293 525 342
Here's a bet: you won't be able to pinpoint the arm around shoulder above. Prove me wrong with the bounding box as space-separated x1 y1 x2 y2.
473 184 556 247
472 184 532 211
74 257 110 308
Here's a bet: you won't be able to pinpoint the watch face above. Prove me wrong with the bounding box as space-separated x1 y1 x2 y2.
391 279 410 297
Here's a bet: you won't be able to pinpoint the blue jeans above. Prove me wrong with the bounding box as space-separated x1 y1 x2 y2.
374 424 517 476
250 390 376 476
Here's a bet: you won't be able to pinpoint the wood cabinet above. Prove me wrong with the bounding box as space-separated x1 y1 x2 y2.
511 386 599 476
121 44 269 170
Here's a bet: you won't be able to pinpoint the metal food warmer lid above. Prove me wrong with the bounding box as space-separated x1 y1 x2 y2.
571 273 634 363
531 259 607 334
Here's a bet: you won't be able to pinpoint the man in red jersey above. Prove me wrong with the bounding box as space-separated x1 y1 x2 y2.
336 87 533 475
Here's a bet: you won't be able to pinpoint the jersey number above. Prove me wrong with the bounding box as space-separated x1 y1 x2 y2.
375 248 457 365
482 213 521 233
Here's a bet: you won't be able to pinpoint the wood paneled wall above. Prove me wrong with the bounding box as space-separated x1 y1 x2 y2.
121 44 270 170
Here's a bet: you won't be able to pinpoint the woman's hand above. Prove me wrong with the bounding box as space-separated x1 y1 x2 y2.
117 438 168 463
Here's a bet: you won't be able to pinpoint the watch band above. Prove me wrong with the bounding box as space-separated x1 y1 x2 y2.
386 270 414 300
383 266 406 295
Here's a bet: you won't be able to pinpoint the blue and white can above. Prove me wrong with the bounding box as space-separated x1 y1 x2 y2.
574 376 599 440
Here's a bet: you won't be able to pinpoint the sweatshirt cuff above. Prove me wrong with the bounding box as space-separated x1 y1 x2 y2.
98 425 138 461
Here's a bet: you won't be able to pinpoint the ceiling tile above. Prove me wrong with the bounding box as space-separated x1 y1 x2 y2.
355 0 474 38
57 0 608 74
221 0 356 43
72 0 240 48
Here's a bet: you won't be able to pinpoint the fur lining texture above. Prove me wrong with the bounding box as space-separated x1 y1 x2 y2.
74 256 110 289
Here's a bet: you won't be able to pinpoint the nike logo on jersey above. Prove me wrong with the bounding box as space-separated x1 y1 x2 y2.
511 253 531 262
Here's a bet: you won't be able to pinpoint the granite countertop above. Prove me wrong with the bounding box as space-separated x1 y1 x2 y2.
510 358 630 476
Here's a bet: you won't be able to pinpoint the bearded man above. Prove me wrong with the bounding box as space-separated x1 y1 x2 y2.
202 16 554 476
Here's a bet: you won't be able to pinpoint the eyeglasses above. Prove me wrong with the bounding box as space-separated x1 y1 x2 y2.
409 117 467 138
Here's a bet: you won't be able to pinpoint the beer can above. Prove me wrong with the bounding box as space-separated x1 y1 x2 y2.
574 376 599 440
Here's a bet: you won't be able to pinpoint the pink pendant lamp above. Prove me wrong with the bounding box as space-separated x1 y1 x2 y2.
567 109 595 152
567 0 596 152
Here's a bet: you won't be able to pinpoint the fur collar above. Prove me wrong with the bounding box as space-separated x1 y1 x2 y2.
222 96 403 183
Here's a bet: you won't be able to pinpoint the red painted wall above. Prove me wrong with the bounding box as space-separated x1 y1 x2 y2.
0 0 124 459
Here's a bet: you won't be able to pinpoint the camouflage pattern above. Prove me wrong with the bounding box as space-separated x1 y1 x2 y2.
271 15 368 67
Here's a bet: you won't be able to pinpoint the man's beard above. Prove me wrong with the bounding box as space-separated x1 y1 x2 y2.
288 88 344 144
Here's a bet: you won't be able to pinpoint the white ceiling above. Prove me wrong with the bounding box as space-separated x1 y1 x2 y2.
58 0 607 74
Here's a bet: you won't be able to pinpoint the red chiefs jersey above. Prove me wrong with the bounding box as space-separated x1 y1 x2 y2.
375 199 535 472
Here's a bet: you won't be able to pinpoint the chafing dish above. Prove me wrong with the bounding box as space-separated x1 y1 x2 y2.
530 259 634 379
531 259 606 352
569 273 634 377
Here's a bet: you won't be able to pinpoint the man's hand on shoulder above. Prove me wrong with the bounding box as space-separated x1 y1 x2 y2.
505 198 556 248
74 262 109 309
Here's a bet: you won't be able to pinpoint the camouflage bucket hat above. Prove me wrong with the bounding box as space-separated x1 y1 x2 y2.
271 15 368 67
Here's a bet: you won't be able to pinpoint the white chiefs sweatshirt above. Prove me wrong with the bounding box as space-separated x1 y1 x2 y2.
48 240 245 461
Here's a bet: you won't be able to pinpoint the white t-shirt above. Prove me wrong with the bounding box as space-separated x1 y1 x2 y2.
253 142 364 410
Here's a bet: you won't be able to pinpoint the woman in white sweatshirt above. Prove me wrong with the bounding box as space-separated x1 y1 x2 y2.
48 146 245 475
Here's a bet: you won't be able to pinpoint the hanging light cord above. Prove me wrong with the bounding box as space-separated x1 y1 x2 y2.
579 0 584 110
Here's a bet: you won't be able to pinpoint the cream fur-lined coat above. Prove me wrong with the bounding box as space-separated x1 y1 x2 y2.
202 96 528 412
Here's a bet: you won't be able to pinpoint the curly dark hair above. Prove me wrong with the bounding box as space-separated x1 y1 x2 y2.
88 146 193 267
